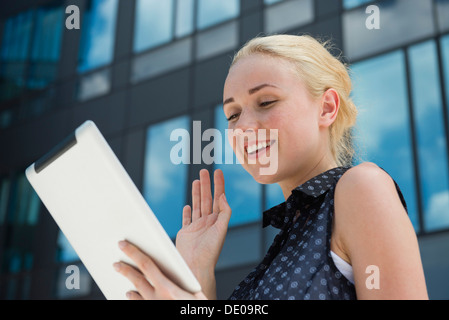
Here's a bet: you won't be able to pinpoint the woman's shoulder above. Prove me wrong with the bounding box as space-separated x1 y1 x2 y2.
334 161 409 232
337 162 396 196
341 161 390 182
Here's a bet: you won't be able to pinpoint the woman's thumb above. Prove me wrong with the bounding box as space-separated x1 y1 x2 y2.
217 193 232 224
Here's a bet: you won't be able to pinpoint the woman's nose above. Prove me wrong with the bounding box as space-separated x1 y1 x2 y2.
233 110 259 133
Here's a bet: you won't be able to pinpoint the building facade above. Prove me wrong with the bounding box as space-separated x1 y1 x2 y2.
0 0 448 299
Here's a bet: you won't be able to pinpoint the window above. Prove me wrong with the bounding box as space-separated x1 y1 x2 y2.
0 109 14 129
442 35 449 118
408 41 449 232
216 224 262 270
0 3 64 107
143 116 190 239
265 183 284 211
56 231 79 263
264 0 314 34
214 105 262 227
197 0 240 30
0 10 33 101
195 21 238 61
131 38 192 83
264 0 285 5
436 0 449 32
176 0 195 38
134 0 239 53
343 0 374 10
343 0 435 61
134 0 196 53
1 173 40 277
350 51 419 231
350 37 449 234
0 178 10 225
78 0 118 73
134 0 174 53
77 68 111 101
28 5 64 90
8 173 40 226
0 3 64 100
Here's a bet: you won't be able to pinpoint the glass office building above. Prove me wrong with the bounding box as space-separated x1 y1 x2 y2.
0 0 448 299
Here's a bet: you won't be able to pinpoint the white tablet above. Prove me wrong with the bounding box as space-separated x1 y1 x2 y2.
25 120 201 300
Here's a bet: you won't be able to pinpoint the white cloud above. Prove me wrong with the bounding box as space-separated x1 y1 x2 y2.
426 190 449 230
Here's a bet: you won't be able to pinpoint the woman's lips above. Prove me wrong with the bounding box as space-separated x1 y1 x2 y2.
245 140 276 161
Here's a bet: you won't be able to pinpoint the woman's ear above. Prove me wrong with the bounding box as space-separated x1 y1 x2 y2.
319 88 340 128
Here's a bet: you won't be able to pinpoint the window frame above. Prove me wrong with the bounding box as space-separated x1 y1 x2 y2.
349 32 449 236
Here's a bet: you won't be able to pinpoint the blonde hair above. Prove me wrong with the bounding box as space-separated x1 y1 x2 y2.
231 34 358 167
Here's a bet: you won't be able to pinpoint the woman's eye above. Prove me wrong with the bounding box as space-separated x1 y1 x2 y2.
227 113 240 122
259 100 277 107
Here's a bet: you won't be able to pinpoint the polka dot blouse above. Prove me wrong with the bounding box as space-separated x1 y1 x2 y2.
228 166 408 300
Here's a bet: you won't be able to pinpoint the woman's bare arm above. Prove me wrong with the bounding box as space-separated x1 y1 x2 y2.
333 162 428 300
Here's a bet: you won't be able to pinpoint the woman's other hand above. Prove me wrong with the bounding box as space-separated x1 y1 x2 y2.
175 169 232 299
114 240 208 300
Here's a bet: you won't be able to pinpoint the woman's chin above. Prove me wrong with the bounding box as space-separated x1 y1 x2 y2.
246 167 279 185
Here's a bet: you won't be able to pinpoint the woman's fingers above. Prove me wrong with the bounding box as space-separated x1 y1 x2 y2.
117 241 179 299
200 169 213 216
182 205 192 227
126 291 144 300
118 241 164 288
191 169 225 221
213 169 225 214
191 180 201 221
113 260 154 299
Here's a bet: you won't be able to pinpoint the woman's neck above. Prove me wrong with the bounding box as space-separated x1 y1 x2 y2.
279 156 339 201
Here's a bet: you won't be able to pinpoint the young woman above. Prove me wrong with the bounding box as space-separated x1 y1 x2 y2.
113 34 429 300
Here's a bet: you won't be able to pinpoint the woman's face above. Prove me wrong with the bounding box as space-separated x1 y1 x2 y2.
223 53 330 185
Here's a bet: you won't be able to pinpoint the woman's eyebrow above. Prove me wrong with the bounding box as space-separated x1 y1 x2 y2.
248 83 278 95
223 84 278 106
223 97 234 106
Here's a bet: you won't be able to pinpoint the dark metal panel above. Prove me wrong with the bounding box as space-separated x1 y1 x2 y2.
296 15 344 56
57 0 86 81
193 54 231 109
122 128 145 191
316 0 342 19
113 0 135 61
241 0 263 14
215 264 256 300
240 10 263 45
70 90 127 138
0 0 55 19
128 68 191 128
3 110 72 171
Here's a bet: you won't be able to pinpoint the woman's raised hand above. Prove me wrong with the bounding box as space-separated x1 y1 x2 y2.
175 169 232 300
114 169 231 300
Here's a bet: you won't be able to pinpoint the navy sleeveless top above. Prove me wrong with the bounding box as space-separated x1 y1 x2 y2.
228 166 408 300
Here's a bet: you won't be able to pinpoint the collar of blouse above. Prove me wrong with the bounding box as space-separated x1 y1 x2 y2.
262 166 352 229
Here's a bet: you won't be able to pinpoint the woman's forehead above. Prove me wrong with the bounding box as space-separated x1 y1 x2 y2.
224 54 301 94
230 53 292 74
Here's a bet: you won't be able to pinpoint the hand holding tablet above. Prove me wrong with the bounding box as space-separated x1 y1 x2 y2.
25 121 205 300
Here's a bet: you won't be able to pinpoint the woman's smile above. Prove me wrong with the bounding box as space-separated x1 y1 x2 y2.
245 139 276 161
